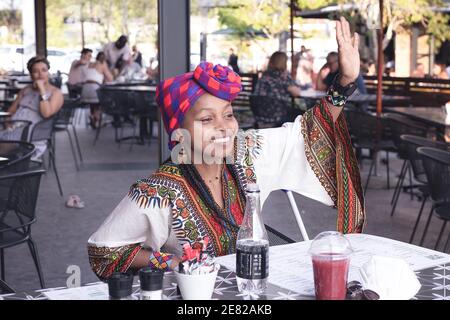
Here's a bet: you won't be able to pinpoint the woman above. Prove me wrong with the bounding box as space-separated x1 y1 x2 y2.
87 17 365 280
3 56 63 160
254 51 301 101
80 51 113 129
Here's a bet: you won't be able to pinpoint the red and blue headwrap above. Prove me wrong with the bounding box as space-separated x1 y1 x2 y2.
156 62 242 146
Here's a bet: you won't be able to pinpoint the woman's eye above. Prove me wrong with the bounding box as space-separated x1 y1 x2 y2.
225 113 234 119
200 118 212 123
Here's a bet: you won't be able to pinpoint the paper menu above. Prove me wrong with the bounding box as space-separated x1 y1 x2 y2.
216 233 450 296
42 283 109 300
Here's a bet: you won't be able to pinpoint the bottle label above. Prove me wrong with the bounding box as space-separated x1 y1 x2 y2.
236 245 269 280
140 290 162 300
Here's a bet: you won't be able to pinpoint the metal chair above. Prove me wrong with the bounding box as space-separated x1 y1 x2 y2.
398 135 448 244
29 117 63 196
249 95 293 128
54 96 83 170
416 147 450 252
265 190 310 246
0 120 32 142
385 116 429 216
0 170 46 289
131 90 158 145
345 110 396 193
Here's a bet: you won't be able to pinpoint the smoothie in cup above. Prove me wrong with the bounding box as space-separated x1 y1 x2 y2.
308 231 353 300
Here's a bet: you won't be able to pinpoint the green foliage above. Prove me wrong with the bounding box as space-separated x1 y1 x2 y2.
46 0 157 49
343 0 450 50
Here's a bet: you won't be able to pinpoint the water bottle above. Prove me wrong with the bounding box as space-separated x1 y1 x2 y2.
236 183 269 294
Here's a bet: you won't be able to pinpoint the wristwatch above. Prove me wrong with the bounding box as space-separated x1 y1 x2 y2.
326 74 357 107
40 93 51 101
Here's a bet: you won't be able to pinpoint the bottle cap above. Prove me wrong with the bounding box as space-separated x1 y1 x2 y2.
108 272 134 298
139 267 164 291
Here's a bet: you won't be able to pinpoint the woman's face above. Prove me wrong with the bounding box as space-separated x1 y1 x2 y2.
30 62 49 83
181 93 239 162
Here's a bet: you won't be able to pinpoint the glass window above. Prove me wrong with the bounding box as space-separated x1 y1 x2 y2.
0 0 36 74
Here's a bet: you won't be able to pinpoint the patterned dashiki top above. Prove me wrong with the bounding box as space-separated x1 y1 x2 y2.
87 98 365 280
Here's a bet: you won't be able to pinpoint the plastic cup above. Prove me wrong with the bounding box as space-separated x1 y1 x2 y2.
174 264 220 300
308 231 353 300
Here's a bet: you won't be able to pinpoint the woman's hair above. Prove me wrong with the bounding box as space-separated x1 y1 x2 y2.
268 51 288 72
27 56 50 74
96 51 106 62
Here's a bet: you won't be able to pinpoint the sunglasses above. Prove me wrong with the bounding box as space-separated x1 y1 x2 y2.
346 281 380 300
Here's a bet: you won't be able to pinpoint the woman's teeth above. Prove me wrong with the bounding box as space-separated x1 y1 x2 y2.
212 136 230 143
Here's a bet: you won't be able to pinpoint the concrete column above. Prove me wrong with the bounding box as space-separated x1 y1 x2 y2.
158 0 190 164
34 0 46 57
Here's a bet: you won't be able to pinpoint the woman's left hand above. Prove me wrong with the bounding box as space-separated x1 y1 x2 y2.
336 16 360 86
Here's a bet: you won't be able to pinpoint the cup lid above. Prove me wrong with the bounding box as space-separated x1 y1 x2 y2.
308 231 353 257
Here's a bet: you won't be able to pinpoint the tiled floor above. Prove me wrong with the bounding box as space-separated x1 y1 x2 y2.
2 119 448 293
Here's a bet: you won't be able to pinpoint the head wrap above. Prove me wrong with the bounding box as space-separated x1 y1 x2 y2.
156 62 242 142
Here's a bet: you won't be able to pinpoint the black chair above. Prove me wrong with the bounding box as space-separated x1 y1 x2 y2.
0 141 35 212
416 147 450 252
383 113 428 209
345 109 396 193
131 90 158 145
29 117 63 196
0 170 46 289
54 96 83 170
96 88 138 145
397 135 448 244
0 140 35 175
249 95 294 128
265 225 295 246
0 120 32 142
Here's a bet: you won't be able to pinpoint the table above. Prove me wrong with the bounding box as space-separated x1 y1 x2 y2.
1 234 449 300
299 90 410 104
0 141 35 170
386 107 449 141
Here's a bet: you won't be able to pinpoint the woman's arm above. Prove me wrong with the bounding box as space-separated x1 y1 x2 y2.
7 88 25 115
102 63 114 83
39 88 64 118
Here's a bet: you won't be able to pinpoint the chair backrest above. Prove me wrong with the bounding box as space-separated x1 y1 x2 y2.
56 97 81 125
0 140 35 174
401 135 449 182
131 90 158 118
417 147 450 203
29 117 57 142
0 170 45 233
232 73 258 108
249 95 291 127
383 113 428 159
345 110 385 144
0 120 32 142
96 88 117 115
265 224 295 246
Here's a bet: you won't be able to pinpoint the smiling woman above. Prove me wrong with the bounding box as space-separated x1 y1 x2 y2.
87 17 366 281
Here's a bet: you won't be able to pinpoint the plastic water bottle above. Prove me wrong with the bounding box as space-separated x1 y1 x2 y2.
236 183 269 294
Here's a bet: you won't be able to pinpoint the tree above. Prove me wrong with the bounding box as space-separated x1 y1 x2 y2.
342 0 450 52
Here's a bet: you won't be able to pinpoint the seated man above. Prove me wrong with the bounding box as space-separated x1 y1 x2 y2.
67 48 92 98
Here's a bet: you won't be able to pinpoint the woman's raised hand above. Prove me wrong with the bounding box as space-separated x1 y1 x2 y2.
336 16 360 86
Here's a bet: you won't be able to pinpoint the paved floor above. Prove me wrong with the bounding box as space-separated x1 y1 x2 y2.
2 118 448 292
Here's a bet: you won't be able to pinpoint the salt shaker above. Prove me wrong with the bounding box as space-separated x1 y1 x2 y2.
139 267 164 300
